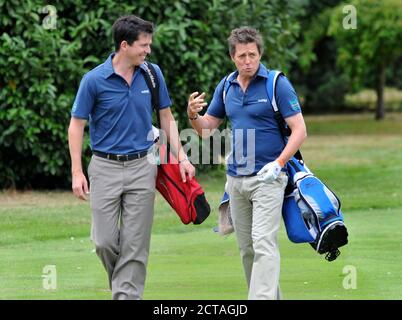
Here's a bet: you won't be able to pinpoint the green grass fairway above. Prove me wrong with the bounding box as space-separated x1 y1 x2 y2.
1 113 402 300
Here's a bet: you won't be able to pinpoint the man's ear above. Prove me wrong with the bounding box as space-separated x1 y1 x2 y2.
120 40 128 51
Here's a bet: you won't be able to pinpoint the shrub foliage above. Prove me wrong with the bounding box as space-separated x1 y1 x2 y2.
0 0 300 188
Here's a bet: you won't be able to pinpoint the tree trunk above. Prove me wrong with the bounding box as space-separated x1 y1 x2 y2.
375 64 386 120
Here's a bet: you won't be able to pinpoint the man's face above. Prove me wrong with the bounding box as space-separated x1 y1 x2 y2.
231 42 261 78
121 32 152 66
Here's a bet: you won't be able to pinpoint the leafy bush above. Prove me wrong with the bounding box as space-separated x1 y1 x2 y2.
0 0 300 188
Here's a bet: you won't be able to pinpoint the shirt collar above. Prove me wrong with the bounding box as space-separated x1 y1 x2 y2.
229 63 269 83
256 63 269 79
103 53 149 79
103 53 115 79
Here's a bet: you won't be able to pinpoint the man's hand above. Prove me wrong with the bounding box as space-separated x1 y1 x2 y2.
187 92 207 119
72 171 89 201
257 160 283 184
179 159 195 183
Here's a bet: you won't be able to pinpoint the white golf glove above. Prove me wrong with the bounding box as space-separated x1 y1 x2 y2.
257 160 283 184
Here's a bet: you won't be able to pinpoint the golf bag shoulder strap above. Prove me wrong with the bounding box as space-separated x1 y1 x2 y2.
141 61 161 127
266 70 283 113
266 70 291 137
266 70 303 161
222 71 236 104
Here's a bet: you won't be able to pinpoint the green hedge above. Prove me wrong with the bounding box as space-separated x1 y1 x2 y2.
0 0 300 189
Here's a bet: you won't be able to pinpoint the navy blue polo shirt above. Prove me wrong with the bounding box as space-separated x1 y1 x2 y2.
207 63 301 176
71 53 171 154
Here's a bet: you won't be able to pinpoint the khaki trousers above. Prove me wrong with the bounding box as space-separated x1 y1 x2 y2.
227 172 288 300
88 154 157 300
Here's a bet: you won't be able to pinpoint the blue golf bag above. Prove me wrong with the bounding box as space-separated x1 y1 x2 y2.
283 157 348 261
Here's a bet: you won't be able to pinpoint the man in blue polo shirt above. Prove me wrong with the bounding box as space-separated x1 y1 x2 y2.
187 27 307 299
68 15 195 300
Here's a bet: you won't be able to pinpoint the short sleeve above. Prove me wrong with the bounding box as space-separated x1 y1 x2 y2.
276 75 302 119
71 73 96 120
206 77 226 119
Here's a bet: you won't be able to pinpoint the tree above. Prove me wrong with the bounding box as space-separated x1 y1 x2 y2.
329 0 402 120
294 1 349 113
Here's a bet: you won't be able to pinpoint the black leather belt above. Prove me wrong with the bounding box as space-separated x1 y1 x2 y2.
93 150 148 161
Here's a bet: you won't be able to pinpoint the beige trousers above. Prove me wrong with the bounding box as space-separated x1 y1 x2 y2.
88 154 157 300
227 172 288 300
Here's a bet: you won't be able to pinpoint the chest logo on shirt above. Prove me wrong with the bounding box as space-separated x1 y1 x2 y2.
141 89 150 94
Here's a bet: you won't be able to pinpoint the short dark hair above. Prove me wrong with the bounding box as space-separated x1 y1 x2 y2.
112 15 154 51
227 27 264 57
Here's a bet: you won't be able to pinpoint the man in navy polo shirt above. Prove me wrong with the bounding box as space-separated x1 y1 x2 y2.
68 15 195 300
187 27 307 299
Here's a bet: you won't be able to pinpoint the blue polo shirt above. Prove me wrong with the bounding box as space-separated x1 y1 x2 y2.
71 53 171 154
207 63 301 176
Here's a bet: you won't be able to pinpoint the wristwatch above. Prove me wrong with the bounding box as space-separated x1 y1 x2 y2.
179 157 189 164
